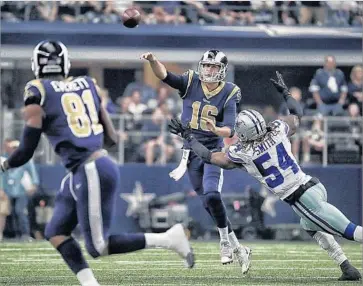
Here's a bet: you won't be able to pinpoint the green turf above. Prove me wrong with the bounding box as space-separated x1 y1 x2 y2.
0 240 361 285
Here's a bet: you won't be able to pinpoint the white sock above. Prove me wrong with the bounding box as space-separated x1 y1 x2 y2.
145 233 171 249
353 226 362 242
228 231 240 249
76 268 99 286
218 227 229 242
313 231 347 266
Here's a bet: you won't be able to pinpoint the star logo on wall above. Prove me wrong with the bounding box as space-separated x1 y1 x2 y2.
120 181 156 217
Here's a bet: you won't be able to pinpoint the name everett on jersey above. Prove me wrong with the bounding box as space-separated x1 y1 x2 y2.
51 78 90 93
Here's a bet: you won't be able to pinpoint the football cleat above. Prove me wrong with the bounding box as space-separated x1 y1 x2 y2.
166 224 195 268
233 246 252 274
339 261 362 281
220 240 233 264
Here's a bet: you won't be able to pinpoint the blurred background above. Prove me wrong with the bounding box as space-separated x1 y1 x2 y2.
0 1 362 242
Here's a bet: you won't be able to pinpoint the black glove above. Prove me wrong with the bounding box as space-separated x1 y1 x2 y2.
270 71 290 99
168 118 193 141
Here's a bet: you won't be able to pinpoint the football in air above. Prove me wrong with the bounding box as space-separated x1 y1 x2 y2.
122 8 141 28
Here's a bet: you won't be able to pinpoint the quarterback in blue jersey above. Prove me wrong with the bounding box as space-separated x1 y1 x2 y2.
141 50 251 273
0 41 194 286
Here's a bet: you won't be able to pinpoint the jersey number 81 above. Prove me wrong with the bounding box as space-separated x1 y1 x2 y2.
61 90 103 138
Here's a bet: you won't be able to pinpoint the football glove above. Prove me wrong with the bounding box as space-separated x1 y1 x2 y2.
0 157 7 173
168 118 193 141
270 71 291 99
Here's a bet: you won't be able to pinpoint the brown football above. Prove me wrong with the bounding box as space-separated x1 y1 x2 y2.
122 8 141 28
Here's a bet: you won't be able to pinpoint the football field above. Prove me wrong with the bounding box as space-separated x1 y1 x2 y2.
0 240 361 286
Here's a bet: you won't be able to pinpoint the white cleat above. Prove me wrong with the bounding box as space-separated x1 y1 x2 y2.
220 240 233 265
166 224 195 268
233 246 252 274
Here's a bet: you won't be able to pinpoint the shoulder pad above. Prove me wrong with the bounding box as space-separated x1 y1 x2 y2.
24 79 46 106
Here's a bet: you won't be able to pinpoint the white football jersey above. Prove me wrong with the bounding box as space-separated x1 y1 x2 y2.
227 120 311 200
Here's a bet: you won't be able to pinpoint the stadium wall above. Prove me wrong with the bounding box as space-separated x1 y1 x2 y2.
37 164 362 233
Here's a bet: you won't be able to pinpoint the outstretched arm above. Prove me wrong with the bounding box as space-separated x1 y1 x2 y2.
270 71 302 136
140 52 189 94
99 104 118 148
1 104 43 171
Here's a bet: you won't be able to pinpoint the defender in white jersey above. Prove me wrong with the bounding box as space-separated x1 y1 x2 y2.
228 116 311 201
169 72 362 281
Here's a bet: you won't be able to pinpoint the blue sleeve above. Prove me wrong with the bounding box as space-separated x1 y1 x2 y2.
223 99 237 131
26 160 40 186
7 126 42 168
162 70 194 99
221 86 240 137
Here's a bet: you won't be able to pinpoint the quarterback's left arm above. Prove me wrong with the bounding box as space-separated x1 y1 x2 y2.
1 104 43 172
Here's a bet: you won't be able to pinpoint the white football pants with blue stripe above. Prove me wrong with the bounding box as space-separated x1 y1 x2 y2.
291 183 362 243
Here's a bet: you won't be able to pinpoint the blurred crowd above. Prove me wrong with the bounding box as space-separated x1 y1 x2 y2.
1 1 362 27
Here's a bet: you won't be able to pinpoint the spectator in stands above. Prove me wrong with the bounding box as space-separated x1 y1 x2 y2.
275 1 298 25
309 55 348 116
57 0 78 23
114 96 138 162
79 0 104 23
150 1 186 24
279 87 305 160
350 1 363 26
347 64 363 113
299 1 326 25
262 105 277 123
224 1 254 25
29 1 58 22
347 103 362 155
279 86 304 115
252 0 274 24
327 1 352 27
122 70 157 103
102 0 121 23
0 139 39 241
147 84 180 115
99 88 119 114
1 1 27 22
302 114 325 164
128 89 148 127
141 102 175 165
185 0 234 25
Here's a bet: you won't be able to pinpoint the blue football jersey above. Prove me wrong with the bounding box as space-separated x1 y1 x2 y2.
23 76 104 169
180 70 241 149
